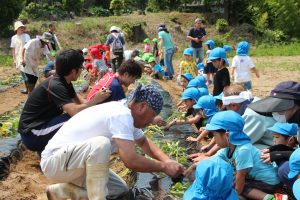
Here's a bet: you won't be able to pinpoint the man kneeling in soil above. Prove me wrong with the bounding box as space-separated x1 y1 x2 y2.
41 84 184 200
18 49 111 155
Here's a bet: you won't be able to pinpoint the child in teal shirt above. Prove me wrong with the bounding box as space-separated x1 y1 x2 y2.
206 111 282 200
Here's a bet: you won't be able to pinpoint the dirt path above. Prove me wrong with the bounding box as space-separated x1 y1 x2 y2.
0 56 299 199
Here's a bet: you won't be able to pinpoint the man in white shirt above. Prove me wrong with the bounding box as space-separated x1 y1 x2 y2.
21 32 53 95
41 84 184 200
10 21 30 94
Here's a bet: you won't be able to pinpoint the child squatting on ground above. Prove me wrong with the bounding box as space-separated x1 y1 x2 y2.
184 111 284 200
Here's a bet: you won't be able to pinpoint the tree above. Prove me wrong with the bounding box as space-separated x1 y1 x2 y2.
0 0 25 36
110 0 124 15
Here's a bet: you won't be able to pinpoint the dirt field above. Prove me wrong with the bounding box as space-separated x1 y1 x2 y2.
0 56 300 200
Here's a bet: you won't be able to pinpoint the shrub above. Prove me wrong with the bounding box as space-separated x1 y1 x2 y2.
88 6 111 17
62 0 83 16
0 0 24 37
216 18 229 33
262 29 286 43
110 0 125 16
211 35 225 48
19 2 68 20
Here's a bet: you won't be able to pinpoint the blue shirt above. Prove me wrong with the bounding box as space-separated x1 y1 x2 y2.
215 143 280 185
153 64 164 75
158 31 174 50
102 78 125 103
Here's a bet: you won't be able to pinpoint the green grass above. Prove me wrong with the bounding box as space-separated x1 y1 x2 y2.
249 42 300 56
0 54 13 68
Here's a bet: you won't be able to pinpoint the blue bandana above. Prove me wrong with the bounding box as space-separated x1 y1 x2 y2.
128 84 164 114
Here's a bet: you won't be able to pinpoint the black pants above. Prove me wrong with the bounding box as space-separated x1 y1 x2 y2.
111 56 124 73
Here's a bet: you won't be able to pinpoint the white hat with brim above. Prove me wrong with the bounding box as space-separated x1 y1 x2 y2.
40 32 52 43
14 21 25 31
110 26 120 33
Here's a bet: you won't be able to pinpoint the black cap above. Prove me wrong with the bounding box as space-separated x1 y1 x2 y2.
248 81 300 113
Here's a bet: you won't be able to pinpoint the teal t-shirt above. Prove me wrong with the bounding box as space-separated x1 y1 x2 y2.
153 64 164 75
158 31 174 50
215 143 280 185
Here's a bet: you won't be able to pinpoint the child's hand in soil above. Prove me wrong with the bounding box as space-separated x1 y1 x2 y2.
186 136 198 142
164 119 177 130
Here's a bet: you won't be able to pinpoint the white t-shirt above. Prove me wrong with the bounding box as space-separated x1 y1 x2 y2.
206 49 212 63
42 101 144 158
10 33 30 69
231 55 255 82
23 38 50 76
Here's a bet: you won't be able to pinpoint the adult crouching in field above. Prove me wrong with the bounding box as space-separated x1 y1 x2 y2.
18 49 111 155
158 23 176 80
41 85 184 200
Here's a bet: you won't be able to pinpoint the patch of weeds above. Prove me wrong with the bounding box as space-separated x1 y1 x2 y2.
0 55 13 68
170 182 190 198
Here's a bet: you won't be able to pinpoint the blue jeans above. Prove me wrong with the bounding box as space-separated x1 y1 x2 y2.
278 161 297 188
164 48 175 79
191 47 204 64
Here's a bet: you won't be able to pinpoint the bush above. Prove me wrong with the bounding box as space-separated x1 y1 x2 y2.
110 0 124 16
262 29 286 43
0 0 24 37
211 35 225 48
216 18 229 33
146 0 160 12
88 6 111 17
19 2 68 20
62 0 83 15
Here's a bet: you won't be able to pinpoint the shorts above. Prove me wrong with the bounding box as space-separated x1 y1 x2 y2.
204 62 217 74
242 179 282 196
24 73 38 84
20 71 28 82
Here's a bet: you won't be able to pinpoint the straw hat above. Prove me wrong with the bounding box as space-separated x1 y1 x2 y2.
14 21 25 31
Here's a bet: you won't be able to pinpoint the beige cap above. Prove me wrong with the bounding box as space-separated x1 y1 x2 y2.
14 21 25 31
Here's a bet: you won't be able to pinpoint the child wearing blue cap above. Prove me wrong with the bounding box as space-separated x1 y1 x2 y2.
204 111 282 200
231 41 259 90
288 148 300 199
261 123 298 165
183 156 239 200
208 47 231 96
179 48 198 78
197 63 205 75
203 39 216 85
186 95 219 142
165 88 209 130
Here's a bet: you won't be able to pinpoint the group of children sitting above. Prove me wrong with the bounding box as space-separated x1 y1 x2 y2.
163 76 299 199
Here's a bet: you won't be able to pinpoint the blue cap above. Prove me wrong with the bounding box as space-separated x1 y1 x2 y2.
183 48 193 56
193 95 219 117
236 41 249 56
293 179 300 200
204 39 215 49
214 92 224 101
208 47 229 66
267 122 298 137
187 76 207 89
205 111 251 145
181 88 202 102
288 148 300 179
197 63 205 71
181 73 193 81
223 45 231 52
183 156 239 200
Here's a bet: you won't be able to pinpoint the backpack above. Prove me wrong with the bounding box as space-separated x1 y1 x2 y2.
87 72 116 100
111 34 124 56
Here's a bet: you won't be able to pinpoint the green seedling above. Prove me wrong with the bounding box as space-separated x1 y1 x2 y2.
144 124 164 139
166 111 187 123
170 182 190 198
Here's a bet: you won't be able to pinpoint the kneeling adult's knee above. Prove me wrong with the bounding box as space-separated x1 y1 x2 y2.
87 136 111 164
